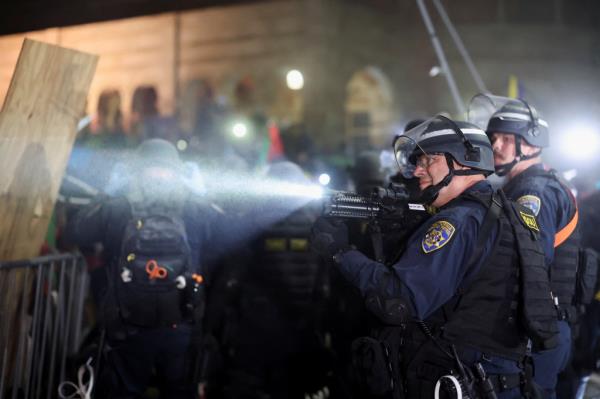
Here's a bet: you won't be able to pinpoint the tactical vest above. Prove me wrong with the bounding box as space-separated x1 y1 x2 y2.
399 190 558 398
253 207 323 311
505 166 581 323
406 191 558 361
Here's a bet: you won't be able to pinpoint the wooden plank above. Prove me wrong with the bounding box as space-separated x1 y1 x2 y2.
0 39 98 261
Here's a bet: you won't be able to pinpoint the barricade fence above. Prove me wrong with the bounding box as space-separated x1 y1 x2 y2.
0 253 88 399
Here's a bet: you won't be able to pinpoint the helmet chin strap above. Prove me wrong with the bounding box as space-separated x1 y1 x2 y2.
418 154 485 204
417 154 455 205
494 136 542 177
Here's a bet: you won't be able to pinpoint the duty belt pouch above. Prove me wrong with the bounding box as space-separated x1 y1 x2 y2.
576 247 599 306
351 336 395 396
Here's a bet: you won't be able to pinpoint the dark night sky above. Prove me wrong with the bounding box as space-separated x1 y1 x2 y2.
2 0 599 36
0 0 260 36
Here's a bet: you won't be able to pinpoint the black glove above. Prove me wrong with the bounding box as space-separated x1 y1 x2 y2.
311 217 350 258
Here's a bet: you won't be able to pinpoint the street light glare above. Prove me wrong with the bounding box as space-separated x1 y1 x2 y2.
318 173 331 186
232 122 248 138
561 124 599 161
286 69 304 90
176 139 188 151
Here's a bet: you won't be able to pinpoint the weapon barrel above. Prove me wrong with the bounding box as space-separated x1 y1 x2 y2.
323 191 381 219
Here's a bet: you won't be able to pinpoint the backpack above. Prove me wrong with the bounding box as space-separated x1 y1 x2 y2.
114 201 202 328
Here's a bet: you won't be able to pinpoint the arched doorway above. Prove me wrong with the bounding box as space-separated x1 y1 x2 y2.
345 66 394 156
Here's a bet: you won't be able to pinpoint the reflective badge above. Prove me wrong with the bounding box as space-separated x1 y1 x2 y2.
422 221 456 254
265 238 286 252
519 211 540 232
517 195 541 216
290 238 308 252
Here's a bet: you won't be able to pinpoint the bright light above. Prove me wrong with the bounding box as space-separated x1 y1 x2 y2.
232 122 248 138
429 66 441 77
282 183 323 199
261 180 324 199
318 173 331 186
286 69 304 90
562 169 577 181
176 139 188 151
561 124 600 161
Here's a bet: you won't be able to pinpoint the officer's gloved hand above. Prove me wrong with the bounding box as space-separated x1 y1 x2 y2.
311 217 351 258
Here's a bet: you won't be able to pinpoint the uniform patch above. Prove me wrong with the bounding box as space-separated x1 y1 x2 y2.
517 195 541 216
422 221 456 254
519 211 540 232
265 238 286 252
290 238 308 252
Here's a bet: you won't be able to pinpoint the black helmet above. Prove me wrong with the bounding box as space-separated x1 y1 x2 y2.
135 138 184 173
488 105 548 149
130 139 187 205
468 94 549 148
393 115 494 178
468 94 548 176
392 115 493 204
351 150 385 195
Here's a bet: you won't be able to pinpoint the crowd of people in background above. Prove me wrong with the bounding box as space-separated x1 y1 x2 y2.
43 86 600 399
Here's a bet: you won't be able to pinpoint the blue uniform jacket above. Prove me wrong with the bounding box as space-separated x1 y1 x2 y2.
336 180 497 321
502 163 575 397
502 163 574 266
336 180 531 382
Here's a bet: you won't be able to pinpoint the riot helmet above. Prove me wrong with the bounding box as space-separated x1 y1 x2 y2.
135 138 184 171
351 150 385 196
468 94 549 176
131 138 187 206
393 115 493 204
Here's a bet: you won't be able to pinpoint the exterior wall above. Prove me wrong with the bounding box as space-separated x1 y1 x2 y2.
0 0 597 162
0 14 178 129
177 1 308 117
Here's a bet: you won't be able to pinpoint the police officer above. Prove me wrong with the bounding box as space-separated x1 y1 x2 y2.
65 139 216 399
206 161 332 399
311 116 559 398
476 95 579 398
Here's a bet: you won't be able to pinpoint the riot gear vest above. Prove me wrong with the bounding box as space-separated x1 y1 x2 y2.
424 190 559 360
253 206 324 311
504 166 581 323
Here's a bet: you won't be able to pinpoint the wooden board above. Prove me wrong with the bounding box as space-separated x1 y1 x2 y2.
0 39 98 261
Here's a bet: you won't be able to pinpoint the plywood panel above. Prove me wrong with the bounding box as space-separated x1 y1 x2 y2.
0 29 60 109
0 39 97 261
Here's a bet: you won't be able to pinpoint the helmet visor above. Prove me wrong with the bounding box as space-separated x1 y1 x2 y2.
467 94 523 130
393 118 435 178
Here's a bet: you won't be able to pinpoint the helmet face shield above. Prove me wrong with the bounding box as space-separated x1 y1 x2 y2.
392 115 494 178
467 94 516 130
468 93 549 148
393 119 435 178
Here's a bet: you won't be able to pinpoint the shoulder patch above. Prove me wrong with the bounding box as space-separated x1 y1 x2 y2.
422 220 456 254
517 195 541 216
519 211 540 232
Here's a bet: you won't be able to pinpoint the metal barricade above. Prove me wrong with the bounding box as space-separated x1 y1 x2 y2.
0 253 88 399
